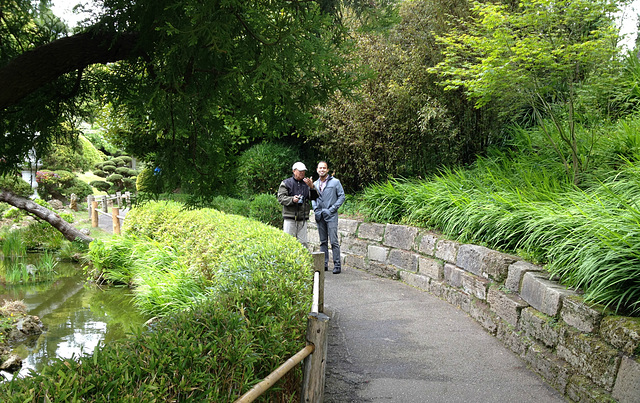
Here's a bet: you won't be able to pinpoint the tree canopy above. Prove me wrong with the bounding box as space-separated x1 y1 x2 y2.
1 0 354 196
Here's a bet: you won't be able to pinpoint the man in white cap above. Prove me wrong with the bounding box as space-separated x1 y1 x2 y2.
277 162 318 248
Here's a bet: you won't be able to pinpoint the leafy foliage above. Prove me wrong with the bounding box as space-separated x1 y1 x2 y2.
0 175 33 198
40 134 104 172
430 0 623 182
236 142 299 196
312 0 501 191
36 170 93 201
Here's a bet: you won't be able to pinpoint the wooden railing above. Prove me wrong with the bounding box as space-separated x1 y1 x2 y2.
87 192 133 235
235 252 330 403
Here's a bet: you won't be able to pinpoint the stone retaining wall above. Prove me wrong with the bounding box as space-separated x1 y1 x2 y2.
308 217 640 403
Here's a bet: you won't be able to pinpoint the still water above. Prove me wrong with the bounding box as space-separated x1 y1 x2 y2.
0 257 149 380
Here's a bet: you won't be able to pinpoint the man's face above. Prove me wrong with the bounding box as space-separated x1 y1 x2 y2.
317 162 328 178
293 169 306 180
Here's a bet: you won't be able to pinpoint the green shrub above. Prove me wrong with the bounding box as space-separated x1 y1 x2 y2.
64 179 94 200
36 170 93 201
0 174 34 197
115 166 130 175
249 193 281 227
3 207 22 220
206 196 251 217
40 134 104 172
90 180 111 192
106 173 123 183
236 142 298 196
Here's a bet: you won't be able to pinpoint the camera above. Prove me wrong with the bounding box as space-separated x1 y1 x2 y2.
297 195 304 204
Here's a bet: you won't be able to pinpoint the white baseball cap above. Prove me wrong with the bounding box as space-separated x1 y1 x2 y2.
292 162 307 171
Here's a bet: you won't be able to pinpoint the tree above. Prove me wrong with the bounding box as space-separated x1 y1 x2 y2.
312 0 501 191
431 0 624 183
1 0 353 193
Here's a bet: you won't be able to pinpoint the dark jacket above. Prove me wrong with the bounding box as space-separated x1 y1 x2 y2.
312 175 345 223
277 176 318 221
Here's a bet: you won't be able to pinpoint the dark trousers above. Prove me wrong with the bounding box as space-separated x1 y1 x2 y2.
317 218 340 269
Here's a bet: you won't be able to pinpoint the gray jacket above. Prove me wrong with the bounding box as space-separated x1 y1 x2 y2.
312 175 345 223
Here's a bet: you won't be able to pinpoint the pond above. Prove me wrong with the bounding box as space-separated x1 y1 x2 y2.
0 255 149 380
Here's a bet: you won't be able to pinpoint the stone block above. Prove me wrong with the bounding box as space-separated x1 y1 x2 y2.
566 375 615 403
520 272 578 317
461 271 490 300
456 244 518 282
519 307 565 348
341 237 369 256
444 263 464 288
399 271 430 291
560 296 605 334
338 218 359 236
505 261 544 293
496 321 532 357
523 342 571 395
428 280 448 300
357 222 385 242
599 316 640 356
557 328 621 391
383 224 418 250
418 256 444 280
367 245 389 262
387 249 419 272
612 356 640 403
445 288 471 313
308 226 320 245
344 254 366 270
367 262 398 279
469 300 499 335
434 239 460 264
418 232 438 256
487 287 529 327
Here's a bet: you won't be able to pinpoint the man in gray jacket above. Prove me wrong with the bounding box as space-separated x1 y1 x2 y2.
312 161 345 274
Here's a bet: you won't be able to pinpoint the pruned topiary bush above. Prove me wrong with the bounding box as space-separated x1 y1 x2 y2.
92 156 138 193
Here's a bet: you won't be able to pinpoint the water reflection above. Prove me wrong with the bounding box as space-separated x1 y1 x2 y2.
1 257 149 379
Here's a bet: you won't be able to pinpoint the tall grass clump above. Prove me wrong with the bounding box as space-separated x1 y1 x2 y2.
34 200 315 401
1 230 26 259
357 117 640 315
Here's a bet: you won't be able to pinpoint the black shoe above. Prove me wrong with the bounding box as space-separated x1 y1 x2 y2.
333 268 341 274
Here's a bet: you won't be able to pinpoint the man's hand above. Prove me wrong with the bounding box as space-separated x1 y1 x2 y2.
303 177 314 189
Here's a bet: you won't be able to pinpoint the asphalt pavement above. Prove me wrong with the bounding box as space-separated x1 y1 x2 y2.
322 267 565 403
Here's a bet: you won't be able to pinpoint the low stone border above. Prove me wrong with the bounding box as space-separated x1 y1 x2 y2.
309 217 640 403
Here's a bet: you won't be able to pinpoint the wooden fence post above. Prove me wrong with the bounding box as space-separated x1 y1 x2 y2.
91 201 98 228
112 207 121 235
311 252 324 313
87 195 94 219
124 191 131 209
300 312 330 403
116 191 122 208
100 195 108 213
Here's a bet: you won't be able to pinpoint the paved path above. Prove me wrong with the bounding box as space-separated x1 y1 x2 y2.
322 267 564 403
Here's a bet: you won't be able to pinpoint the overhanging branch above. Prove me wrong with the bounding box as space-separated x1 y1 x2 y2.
0 30 139 110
